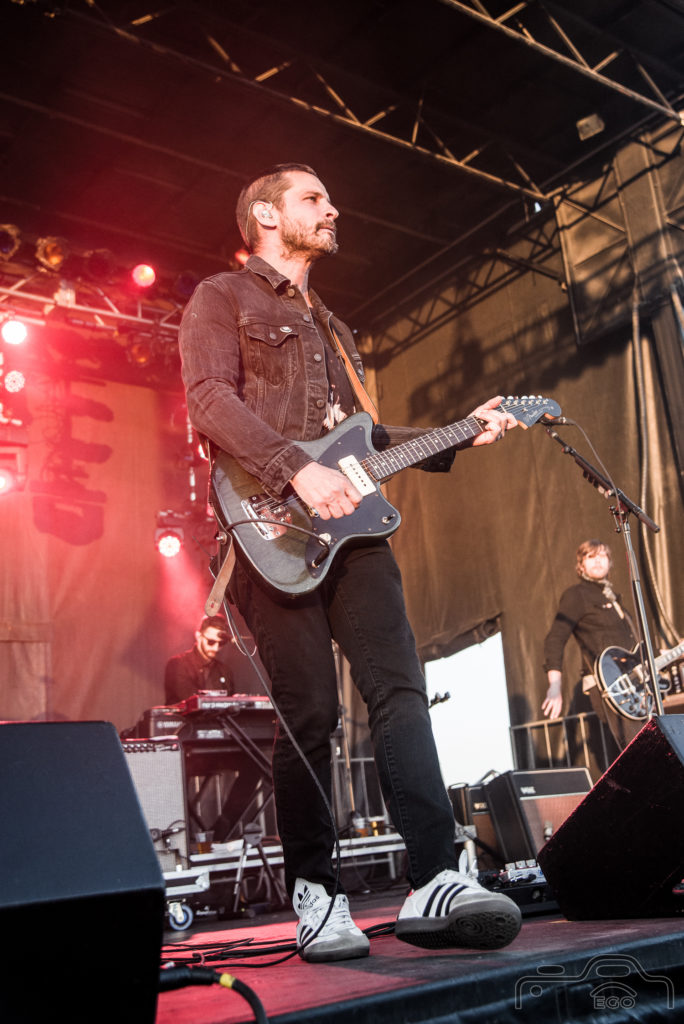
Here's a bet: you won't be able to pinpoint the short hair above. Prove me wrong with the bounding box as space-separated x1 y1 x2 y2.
236 162 319 251
575 539 611 577
198 615 228 636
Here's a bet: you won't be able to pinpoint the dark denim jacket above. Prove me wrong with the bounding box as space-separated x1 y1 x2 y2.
180 255 453 496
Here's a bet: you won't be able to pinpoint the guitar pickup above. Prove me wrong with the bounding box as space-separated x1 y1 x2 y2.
337 456 375 496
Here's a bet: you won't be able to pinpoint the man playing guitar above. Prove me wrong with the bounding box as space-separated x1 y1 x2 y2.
541 539 675 749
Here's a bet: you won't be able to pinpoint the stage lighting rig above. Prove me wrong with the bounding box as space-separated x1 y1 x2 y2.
131 263 156 289
173 270 201 301
35 236 70 272
1 317 28 345
0 225 21 262
155 511 185 558
84 248 116 283
0 425 28 495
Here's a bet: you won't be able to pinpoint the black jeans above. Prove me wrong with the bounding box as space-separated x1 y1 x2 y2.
233 540 457 898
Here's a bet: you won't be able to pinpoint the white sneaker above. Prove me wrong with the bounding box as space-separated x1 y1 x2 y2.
395 868 522 950
293 879 370 963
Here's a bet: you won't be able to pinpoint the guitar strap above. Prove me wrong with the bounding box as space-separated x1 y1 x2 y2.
328 321 379 424
204 538 236 617
602 581 638 639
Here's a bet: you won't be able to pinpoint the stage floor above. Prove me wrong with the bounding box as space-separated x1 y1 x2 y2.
156 885 684 1023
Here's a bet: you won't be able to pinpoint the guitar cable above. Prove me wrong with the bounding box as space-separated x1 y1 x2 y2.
220 516 332 566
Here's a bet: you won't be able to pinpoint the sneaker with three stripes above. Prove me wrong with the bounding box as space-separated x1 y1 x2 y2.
395 868 522 950
294 879 370 963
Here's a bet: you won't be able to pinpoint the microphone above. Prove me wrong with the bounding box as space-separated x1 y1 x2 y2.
543 416 572 426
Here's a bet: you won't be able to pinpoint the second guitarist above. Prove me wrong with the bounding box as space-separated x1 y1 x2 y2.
542 539 644 751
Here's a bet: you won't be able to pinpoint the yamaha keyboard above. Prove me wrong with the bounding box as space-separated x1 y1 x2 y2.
177 692 273 714
134 693 274 740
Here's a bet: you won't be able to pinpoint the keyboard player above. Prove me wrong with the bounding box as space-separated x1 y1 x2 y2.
164 615 233 704
164 615 267 843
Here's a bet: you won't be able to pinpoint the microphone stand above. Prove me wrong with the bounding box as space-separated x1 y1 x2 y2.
544 425 664 717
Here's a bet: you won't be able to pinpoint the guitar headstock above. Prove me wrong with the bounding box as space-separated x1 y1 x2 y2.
498 395 562 429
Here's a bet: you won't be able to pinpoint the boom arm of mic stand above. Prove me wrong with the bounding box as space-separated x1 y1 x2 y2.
544 425 663 716
544 428 660 533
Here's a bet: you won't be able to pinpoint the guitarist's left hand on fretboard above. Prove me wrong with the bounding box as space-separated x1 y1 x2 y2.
469 395 519 446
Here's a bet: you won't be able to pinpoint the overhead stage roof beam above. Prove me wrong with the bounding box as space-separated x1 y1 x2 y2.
70 9 549 204
439 0 684 127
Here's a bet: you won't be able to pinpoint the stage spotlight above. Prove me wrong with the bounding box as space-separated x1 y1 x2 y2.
35 236 69 272
0 432 28 494
0 464 18 495
1 318 28 345
576 113 605 141
0 225 21 261
84 248 116 282
155 529 183 558
131 263 156 288
4 370 26 394
125 334 155 368
234 248 250 267
173 271 201 301
155 511 186 557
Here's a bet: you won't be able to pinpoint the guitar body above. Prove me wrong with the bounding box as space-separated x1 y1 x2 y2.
211 414 401 598
596 644 671 720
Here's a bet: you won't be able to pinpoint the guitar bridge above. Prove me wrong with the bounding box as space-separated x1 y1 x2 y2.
241 495 292 540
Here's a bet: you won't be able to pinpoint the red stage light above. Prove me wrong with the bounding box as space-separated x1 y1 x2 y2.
4 370 25 394
234 248 249 266
0 465 17 494
1 319 28 345
131 263 156 288
156 529 183 558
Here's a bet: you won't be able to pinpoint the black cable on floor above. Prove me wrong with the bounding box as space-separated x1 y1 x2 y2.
159 966 269 1023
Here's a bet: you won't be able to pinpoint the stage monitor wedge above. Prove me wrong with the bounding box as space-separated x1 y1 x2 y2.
538 715 684 919
0 721 165 1023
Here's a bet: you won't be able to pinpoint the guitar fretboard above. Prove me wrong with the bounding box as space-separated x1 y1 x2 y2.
363 416 483 482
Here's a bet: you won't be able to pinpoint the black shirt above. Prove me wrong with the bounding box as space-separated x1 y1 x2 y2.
164 646 232 705
543 578 636 675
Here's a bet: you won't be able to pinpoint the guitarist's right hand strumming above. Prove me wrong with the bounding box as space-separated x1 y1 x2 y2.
291 461 362 521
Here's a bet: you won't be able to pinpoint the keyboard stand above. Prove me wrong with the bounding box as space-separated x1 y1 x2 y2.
231 822 288 913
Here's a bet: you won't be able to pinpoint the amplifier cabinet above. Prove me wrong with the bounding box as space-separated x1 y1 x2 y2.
122 738 189 872
485 768 592 863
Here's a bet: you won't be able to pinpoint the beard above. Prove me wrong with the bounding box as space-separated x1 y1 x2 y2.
279 215 339 260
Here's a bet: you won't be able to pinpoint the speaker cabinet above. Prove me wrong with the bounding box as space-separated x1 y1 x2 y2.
0 721 165 1023
485 767 592 863
448 783 505 870
538 716 684 919
122 737 189 871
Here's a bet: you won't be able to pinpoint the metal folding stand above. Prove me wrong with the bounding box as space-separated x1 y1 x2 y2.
545 424 664 716
230 821 288 913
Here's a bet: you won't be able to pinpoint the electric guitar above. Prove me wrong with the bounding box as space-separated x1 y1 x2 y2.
596 641 684 720
210 395 561 597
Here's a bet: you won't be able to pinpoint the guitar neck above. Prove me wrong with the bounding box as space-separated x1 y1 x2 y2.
367 417 483 483
656 641 684 673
